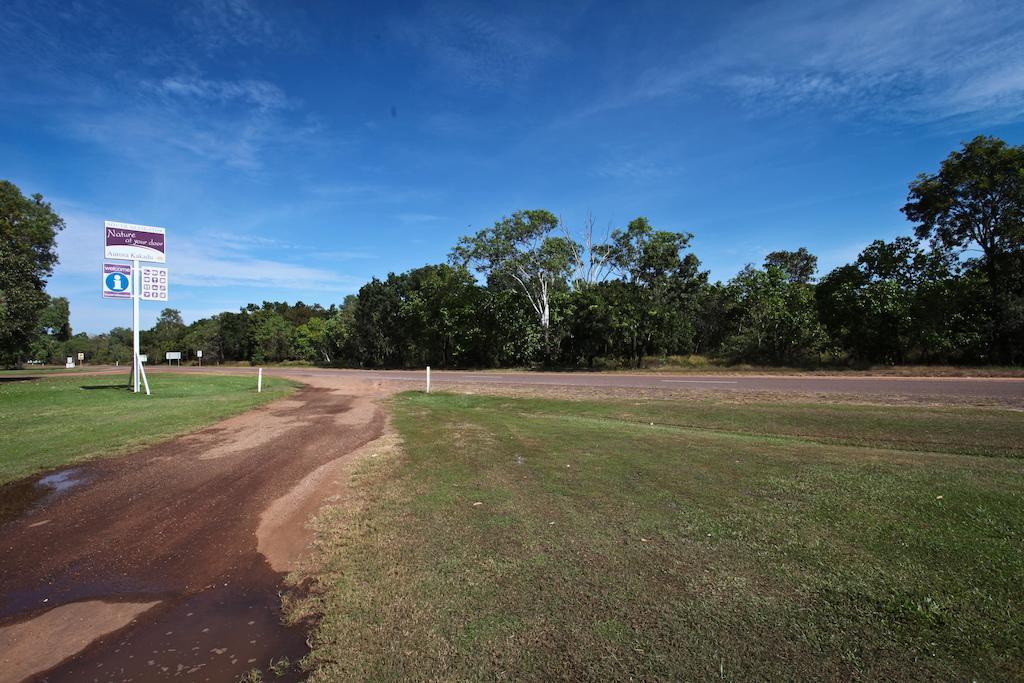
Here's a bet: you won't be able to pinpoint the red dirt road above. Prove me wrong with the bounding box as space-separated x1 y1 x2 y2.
12 366 1024 405
163 366 1024 406
0 375 388 682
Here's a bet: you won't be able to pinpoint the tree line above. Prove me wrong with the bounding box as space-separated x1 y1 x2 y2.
4 135 1023 369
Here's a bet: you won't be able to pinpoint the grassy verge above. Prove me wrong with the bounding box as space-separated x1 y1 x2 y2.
0 365 117 375
0 373 297 484
621 355 1024 376
575 361 1024 377
290 392 1024 681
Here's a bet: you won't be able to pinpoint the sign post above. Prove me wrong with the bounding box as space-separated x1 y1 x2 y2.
104 221 166 395
197 349 203 367
134 262 140 392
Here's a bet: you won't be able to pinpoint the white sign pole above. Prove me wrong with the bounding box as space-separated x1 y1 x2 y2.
258 368 263 393
132 259 140 393
426 365 431 393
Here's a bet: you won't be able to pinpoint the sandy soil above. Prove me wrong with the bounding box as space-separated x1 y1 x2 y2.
0 373 395 682
0 601 160 683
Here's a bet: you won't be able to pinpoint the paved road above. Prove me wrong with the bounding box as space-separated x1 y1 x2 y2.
156 366 1024 403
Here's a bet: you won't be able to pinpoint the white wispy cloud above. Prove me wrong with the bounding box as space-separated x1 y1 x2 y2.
396 212 444 223
178 0 294 50
308 183 438 205
149 76 290 111
1 2 315 172
716 0 1024 122
584 0 1024 125
61 70 318 171
391 3 564 88
592 158 680 182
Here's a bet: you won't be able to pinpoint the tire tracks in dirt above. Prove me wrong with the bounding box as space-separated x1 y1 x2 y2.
0 374 393 682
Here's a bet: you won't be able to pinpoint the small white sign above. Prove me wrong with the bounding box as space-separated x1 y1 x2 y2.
166 351 182 361
197 350 203 357
66 357 75 368
139 354 148 363
77 352 84 361
140 266 169 302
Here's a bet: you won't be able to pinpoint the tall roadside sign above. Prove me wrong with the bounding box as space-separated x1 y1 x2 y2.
103 221 167 395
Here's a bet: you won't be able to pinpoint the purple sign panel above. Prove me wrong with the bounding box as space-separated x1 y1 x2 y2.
102 262 132 299
104 221 166 263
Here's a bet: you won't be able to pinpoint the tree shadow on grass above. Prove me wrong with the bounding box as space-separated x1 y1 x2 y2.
80 384 132 391
0 377 36 383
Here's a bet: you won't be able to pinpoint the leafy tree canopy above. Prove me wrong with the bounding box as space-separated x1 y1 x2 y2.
903 135 1024 265
764 247 818 284
0 180 65 362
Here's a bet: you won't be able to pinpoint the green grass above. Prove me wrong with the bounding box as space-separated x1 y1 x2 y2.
0 365 113 375
292 392 1024 681
527 397 1024 458
0 373 297 484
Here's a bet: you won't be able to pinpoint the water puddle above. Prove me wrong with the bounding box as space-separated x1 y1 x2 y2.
0 467 90 526
38 468 87 493
36 564 308 682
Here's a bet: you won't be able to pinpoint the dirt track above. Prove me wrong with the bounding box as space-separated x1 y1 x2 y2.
171 366 1024 406
12 366 1024 406
0 374 390 682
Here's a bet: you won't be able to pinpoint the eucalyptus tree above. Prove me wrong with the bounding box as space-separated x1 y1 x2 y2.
565 212 615 287
451 209 575 363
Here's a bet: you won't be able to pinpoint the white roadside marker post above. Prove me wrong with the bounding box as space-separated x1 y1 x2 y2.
258 367 263 393
426 365 431 394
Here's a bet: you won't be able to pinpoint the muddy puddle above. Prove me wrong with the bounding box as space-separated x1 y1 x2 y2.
0 467 90 527
1 467 310 681
35 558 308 682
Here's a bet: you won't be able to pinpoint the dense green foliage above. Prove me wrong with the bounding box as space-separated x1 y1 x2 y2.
6 136 1023 368
903 135 1024 363
0 181 65 364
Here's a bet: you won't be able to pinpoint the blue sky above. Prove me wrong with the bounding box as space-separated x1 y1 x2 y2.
3 0 1023 334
